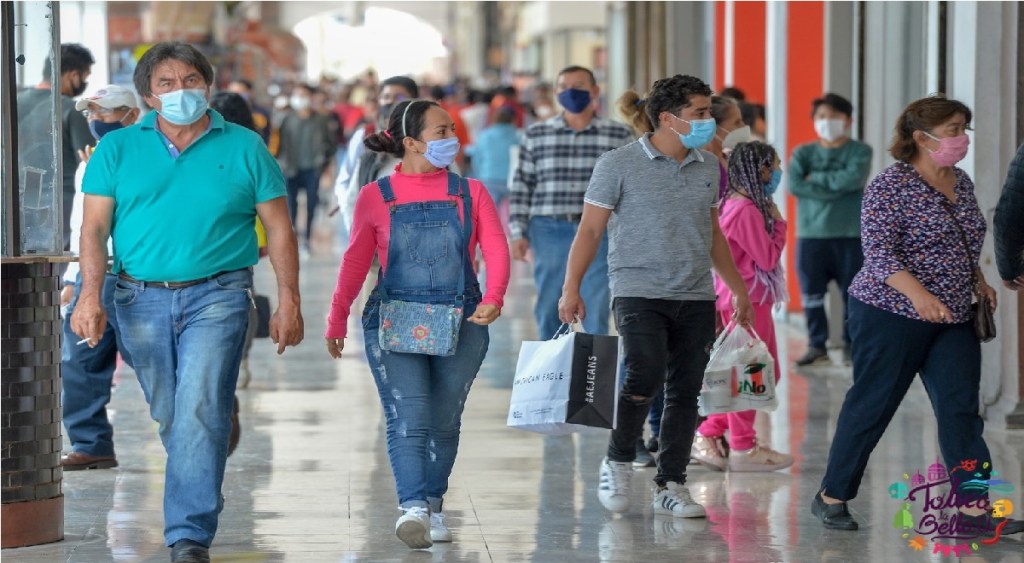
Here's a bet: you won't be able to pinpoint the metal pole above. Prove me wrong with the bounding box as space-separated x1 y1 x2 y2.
1 0 22 256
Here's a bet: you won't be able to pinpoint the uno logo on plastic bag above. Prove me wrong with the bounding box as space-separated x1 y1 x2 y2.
734 363 768 395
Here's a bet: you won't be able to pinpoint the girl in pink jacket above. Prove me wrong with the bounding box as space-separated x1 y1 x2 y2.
693 141 794 472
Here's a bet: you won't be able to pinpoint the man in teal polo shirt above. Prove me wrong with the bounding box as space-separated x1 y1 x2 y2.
71 42 303 563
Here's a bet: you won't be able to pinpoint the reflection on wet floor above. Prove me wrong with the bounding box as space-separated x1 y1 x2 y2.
5 251 1023 562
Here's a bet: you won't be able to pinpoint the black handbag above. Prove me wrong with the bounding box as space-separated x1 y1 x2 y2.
940 201 996 342
253 294 271 339
974 293 997 343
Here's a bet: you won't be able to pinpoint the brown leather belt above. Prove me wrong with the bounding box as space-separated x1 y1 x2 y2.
118 270 235 289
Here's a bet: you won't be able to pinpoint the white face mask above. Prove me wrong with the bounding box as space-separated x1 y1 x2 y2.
290 95 311 111
814 118 847 142
719 124 751 150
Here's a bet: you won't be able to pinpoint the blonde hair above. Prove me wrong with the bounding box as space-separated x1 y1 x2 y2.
617 89 653 135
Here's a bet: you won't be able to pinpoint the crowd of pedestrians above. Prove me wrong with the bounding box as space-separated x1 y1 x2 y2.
33 39 1024 562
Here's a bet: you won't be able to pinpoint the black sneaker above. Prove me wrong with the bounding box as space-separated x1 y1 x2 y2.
810 491 858 530
796 347 831 367
634 439 656 468
959 511 1024 537
170 539 210 563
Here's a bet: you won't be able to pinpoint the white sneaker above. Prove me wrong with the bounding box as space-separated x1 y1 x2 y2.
652 482 706 518
598 457 633 513
727 442 794 472
395 506 432 549
430 512 452 542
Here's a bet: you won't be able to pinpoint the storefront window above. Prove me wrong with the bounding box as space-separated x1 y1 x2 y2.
2 1 62 256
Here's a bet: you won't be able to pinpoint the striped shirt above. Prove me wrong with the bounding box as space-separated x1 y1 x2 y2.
509 114 634 239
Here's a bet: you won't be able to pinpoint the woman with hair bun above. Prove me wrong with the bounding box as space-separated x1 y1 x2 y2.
324 99 510 549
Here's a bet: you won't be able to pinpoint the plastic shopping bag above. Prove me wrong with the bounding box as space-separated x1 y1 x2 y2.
697 322 777 416
507 326 620 435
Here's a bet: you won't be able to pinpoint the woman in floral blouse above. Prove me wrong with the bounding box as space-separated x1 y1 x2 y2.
810 96 1023 536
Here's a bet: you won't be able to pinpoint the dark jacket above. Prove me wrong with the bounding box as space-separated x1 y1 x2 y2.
276 111 335 178
994 143 1024 281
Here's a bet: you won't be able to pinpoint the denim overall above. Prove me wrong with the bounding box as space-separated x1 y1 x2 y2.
362 171 489 512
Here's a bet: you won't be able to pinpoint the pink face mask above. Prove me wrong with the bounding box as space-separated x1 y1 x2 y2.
923 131 970 167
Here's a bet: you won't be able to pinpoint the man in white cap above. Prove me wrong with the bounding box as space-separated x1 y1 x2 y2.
59 84 140 470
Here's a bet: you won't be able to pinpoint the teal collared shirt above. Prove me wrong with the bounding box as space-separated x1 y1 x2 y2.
82 109 286 281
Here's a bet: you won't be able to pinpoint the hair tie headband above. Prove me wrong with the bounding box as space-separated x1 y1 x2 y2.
401 100 420 137
383 130 392 139
635 98 645 107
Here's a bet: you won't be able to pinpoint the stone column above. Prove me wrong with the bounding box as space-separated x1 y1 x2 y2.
1 260 65 547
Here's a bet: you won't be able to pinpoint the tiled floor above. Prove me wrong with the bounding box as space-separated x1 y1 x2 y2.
5 250 1023 562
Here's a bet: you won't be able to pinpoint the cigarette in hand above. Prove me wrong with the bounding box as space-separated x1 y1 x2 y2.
76 338 93 346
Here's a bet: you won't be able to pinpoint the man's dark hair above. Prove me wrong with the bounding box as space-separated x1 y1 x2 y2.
720 86 746 101
812 93 854 118
557 65 596 86
209 92 256 131
42 43 94 80
644 74 713 124
380 76 419 98
293 83 316 95
133 41 215 98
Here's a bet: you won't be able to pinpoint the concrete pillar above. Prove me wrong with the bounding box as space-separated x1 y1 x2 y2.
946 0 1020 426
860 2 927 175
822 0 857 349
665 2 711 81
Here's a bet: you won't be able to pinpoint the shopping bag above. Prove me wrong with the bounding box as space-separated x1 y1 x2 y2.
507 327 620 435
697 322 777 416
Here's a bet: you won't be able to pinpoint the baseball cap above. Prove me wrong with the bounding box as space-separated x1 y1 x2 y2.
75 84 138 111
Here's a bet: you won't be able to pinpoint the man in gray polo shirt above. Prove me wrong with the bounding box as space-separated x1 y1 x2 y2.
559 75 753 518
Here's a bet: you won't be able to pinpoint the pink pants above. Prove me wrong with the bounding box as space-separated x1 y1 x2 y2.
697 302 781 450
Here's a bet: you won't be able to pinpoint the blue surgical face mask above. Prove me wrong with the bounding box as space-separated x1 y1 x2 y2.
670 114 717 149
766 169 783 196
157 88 208 125
422 137 460 168
557 88 592 114
88 118 127 141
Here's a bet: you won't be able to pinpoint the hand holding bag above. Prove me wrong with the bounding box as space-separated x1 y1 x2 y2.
507 324 620 435
377 175 471 356
698 321 778 416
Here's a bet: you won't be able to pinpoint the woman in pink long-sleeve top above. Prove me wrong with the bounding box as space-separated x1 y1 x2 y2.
324 99 510 549
692 141 794 473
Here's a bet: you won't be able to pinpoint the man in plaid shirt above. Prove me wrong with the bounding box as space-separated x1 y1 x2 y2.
510 65 634 338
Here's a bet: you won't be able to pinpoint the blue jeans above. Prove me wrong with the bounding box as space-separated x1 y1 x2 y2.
527 216 610 338
796 238 863 349
362 294 489 511
820 298 991 501
113 268 252 547
62 273 132 457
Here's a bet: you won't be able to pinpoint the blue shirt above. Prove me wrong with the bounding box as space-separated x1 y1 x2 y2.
467 124 520 183
82 109 286 281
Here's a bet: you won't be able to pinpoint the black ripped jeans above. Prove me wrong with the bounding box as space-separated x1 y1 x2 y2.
607 297 716 487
